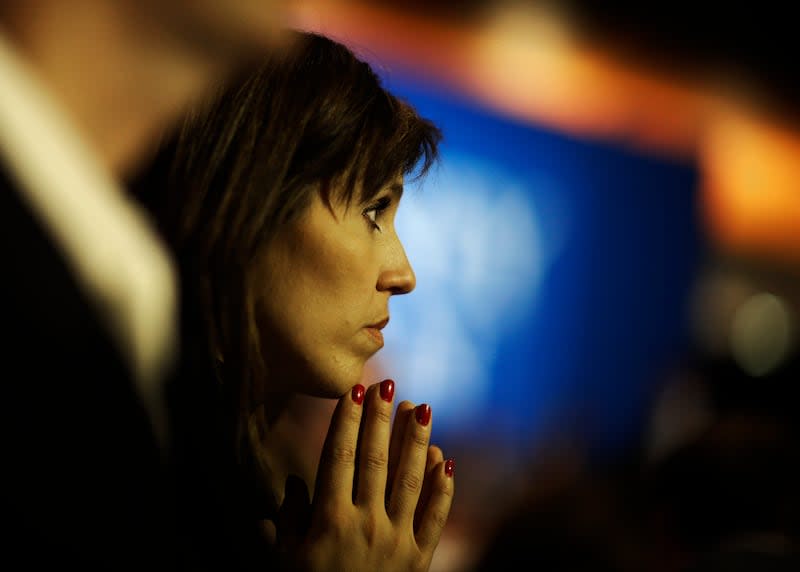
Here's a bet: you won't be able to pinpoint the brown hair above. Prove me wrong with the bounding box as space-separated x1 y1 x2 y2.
134 30 441 476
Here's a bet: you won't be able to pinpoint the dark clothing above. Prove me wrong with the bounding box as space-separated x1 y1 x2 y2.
0 169 179 570
163 280 279 571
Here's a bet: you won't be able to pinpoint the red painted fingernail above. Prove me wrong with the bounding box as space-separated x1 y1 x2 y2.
351 384 365 405
379 379 395 402
444 458 455 478
415 403 431 426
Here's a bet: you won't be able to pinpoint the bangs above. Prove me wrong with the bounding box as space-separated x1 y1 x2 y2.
334 91 441 206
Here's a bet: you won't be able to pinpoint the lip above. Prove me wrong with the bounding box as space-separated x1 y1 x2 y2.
368 317 390 330
364 317 389 348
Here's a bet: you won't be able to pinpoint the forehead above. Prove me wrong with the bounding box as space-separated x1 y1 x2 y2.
329 173 405 206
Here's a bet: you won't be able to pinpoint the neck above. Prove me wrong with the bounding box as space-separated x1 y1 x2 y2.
2 0 234 177
246 395 296 520
251 392 328 511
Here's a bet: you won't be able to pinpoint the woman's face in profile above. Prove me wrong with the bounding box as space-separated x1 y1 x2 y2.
255 176 415 397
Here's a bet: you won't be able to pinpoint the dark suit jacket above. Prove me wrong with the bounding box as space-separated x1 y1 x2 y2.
0 167 179 570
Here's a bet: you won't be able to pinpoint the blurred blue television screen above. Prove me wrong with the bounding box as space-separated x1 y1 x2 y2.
375 70 703 458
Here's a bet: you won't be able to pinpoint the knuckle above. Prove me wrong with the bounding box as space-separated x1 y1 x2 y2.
397 471 423 495
373 406 392 425
411 431 429 451
347 404 363 424
434 475 454 498
429 507 450 530
324 443 356 466
363 450 388 473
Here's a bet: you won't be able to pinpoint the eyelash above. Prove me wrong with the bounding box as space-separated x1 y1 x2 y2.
362 196 391 232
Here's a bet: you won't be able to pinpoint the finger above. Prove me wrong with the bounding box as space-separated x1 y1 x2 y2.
386 400 414 504
414 445 444 532
313 384 365 509
387 403 432 524
355 379 395 507
426 445 444 474
415 456 455 554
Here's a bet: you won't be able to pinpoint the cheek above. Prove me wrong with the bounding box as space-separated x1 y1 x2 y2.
303 261 368 330
262 213 380 337
260 249 348 340
255 241 311 339
304 234 373 300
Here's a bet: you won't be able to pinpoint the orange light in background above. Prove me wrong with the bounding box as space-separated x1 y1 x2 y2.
701 111 800 262
294 0 800 263
290 0 473 95
467 4 714 158
292 0 712 157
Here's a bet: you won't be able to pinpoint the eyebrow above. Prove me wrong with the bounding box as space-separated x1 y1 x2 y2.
389 182 404 200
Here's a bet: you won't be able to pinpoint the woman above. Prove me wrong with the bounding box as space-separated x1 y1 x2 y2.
134 30 454 571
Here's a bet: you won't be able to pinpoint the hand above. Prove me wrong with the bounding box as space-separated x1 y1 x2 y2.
275 379 455 571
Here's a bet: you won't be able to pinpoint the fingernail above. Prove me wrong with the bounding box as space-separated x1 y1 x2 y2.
415 403 431 426
379 378 395 402
444 458 455 478
351 384 365 405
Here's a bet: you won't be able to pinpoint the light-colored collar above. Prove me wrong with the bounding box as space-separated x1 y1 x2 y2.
0 31 176 446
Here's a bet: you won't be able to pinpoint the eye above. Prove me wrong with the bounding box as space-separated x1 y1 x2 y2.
362 196 391 232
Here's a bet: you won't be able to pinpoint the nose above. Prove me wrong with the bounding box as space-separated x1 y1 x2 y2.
377 237 416 295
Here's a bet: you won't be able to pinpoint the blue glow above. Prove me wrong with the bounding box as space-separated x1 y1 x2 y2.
373 72 704 459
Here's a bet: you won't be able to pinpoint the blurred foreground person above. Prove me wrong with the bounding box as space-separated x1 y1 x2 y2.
0 0 290 568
